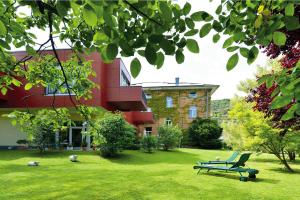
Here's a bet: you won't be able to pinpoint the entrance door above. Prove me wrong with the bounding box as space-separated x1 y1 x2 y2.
72 128 83 147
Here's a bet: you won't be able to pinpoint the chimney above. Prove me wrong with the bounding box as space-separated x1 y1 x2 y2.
175 77 180 86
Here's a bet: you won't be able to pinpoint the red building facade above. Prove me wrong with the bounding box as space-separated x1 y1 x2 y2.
0 49 153 148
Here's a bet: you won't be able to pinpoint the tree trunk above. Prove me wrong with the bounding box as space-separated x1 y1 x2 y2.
280 150 294 172
287 151 296 161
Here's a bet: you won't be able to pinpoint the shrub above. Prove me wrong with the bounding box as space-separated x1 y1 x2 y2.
89 113 135 157
158 125 183 151
141 135 157 153
188 118 223 149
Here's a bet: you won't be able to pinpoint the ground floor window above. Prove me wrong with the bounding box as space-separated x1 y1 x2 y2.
165 118 172 126
144 127 152 136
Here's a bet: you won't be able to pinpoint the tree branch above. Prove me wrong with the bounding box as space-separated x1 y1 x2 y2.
123 0 163 26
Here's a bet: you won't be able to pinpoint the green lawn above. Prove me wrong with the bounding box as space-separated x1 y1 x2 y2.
0 149 299 200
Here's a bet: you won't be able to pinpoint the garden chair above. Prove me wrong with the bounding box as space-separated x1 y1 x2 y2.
197 151 239 166
193 153 259 181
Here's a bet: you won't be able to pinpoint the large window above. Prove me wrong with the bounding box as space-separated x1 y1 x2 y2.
166 96 173 108
165 118 172 126
120 71 130 86
189 106 197 119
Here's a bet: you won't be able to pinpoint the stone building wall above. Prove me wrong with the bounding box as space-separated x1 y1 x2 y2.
137 88 212 136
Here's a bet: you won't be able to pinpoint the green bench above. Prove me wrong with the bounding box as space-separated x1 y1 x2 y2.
194 153 259 181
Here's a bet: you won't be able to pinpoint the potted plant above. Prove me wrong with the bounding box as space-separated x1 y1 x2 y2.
81 140 88 151
16 139 28 150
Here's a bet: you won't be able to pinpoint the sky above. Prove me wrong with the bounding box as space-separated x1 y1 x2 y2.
123 0 269 100
15 0 269 100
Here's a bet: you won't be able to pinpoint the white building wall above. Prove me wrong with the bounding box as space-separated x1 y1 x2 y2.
0 117 26 146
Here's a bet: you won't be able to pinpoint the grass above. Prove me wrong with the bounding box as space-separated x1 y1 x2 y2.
0 149 300 200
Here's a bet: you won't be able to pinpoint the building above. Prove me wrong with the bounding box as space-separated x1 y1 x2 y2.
135 78 219 136
0 49 154 149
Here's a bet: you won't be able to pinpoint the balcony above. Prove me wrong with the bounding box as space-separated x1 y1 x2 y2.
107 86 147 111
131 111 154 124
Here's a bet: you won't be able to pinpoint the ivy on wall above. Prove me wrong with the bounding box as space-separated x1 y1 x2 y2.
145 89 209 129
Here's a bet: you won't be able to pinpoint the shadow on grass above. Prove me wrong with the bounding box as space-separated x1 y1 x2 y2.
268 167 300 174
196 171 280 183
253 157 300 165
107 149 200 165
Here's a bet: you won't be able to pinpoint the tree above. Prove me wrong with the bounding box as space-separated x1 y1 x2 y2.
4 108 71 152
157 125 182 151
87 113 135 157
223 97 300 172
0 1 299 120
188 118 223 149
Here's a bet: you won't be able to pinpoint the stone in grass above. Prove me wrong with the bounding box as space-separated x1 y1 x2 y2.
27 161 39 166
69 155 78 162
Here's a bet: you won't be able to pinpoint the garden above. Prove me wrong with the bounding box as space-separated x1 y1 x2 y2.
1 149 300 200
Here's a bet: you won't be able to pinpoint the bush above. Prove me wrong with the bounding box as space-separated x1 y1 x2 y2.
188 118 223 149
158 125 183 151
89 113 135 157
141 135 157 153
126 136 141 150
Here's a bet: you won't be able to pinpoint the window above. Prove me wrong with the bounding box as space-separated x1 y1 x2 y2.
166 97 173 108
147 107 152 112
165 118 172 126
145 93 152 99
144 127 152 136
189 106 197 119
45 82 75 96
189 92 197 98
120 71 130 86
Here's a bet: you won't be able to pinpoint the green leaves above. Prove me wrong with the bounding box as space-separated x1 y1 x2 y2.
271 94 293 109
226 53 239 71
199 23 212 38
156 52 165 69
130 58 141 78
83 4 97 26
239 48 249 58
175 50 184 64
106 43 118 60
56 1 70 17
222 37 234 48
285 3 294 16
247 46 259 64
0 19 6 36
273 31 286 46
24 83 33 90
191 11 212 22
160 39 175 55
145 44 157 65
213 34 220 43
285 16 300 31
186 39 199 53
159 2 172 22
1 87 7 95
182 2 191 15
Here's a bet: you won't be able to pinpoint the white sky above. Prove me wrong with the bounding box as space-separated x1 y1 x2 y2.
123 0 267 100
15 0 266 100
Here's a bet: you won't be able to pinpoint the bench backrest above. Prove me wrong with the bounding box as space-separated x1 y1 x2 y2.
230 153 251 168
226 151 239 162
